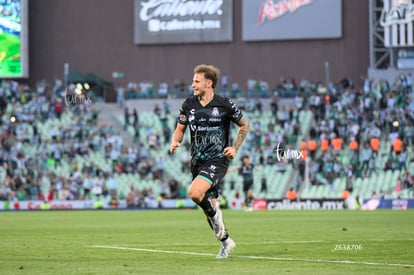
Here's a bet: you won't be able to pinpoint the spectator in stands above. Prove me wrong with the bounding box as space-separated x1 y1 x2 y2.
168 178 179 199
345 165 354 192
348 136 359 159
260 176 267 193
404 121 414 146
278 106 289 127
270 96 278 116
307 138 318 160
16 185 27 201
54 99 64 120
369 136 380 157
116 86 125 108
163 100 170 114
180 146 190 173
361 144 372 176
395 176 402 197
158 178 170 199
341 188 350 200
403 172 413 190
132 108 139 126
320 136 329 154
126 187 135 208
383 156 395 172
254 98 263 115
331 134 343 154
107 172 118 198
162 124 171 145
286 187 297 201
300 139 307 155
399 147 408 171
153 157 165 180
82 173 92 200
124 107 130 130
367 156 377 177
153 104 161 117
392 135 403 156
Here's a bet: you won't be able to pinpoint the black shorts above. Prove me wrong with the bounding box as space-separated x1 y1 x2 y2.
191 158 229 198
243 180 254 193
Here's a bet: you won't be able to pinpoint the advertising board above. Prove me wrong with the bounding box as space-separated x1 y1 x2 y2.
242 0 342 41
134 0 233 44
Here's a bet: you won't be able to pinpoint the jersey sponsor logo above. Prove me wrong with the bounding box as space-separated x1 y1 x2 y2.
196 126 220 131
209 117 222 122
194 132 223 146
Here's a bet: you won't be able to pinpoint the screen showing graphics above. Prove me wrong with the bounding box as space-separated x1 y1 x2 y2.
134 0 233 44
242 0 342 41
0 0 28 78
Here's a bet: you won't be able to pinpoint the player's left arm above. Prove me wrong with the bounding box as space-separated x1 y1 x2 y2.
224 116 249 159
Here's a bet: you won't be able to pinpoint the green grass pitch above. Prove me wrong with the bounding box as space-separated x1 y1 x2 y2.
1 209 413 274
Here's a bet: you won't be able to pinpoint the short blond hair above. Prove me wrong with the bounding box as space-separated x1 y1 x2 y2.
194 64 220 88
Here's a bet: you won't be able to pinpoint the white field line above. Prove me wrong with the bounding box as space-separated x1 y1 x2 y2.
91 245 414 268
91 239 414 247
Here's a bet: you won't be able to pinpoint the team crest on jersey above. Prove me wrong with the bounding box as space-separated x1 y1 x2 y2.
212 107 219 117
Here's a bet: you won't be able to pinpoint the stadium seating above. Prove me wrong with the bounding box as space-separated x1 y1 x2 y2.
1 78 413 204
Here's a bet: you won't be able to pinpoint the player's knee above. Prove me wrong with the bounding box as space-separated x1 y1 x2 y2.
188 188 203 203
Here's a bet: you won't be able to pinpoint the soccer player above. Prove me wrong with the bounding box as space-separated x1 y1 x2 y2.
169 64 249 258
238 155 255 208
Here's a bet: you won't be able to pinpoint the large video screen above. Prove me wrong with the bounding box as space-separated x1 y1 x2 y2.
242 0 342 41
134 0 233 44
0 0 28 78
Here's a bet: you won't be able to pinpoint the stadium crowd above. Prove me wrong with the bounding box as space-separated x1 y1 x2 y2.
294 75 414 197
0 72 413 205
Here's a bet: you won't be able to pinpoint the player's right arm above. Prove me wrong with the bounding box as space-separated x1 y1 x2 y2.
170 99 189 154
170 123 186 154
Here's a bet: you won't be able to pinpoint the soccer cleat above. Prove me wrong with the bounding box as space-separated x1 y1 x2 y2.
216 238 236 259
209 208 226 240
